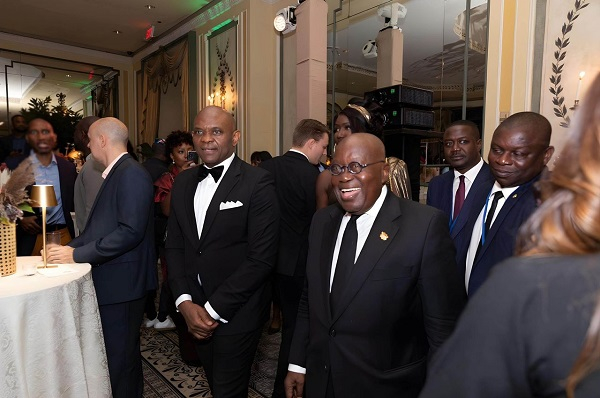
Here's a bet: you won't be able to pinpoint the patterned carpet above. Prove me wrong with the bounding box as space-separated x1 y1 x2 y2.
141 325 280 397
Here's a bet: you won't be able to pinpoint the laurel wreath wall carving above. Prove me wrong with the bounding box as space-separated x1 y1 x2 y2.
549 0 589 128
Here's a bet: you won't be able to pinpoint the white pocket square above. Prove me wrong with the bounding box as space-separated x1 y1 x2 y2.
219 200 243 210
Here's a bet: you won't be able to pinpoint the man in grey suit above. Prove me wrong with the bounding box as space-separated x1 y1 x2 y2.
285 133 465 398
73 115 101 232
259 118 329 398
48 117 157 398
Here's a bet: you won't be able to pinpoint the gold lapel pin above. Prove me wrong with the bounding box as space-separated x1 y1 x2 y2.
380 231 388 241
512 194 518 199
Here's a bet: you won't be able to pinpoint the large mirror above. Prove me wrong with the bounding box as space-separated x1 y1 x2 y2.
326 0 488 200
0 50 118 151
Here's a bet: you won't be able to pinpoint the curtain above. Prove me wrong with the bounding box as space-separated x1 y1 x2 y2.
140 38 189 145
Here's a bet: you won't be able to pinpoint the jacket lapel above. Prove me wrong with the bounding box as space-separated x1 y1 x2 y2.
451 164 493 239
198 156 242 245
87 154 129 218
331 193 401 322
320 207 344 319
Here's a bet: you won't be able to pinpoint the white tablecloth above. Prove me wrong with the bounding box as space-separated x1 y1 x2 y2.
0 257 111 397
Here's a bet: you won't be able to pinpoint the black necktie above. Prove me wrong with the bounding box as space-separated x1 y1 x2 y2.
475 191 504 258
330 214 360 314
198 165 224 182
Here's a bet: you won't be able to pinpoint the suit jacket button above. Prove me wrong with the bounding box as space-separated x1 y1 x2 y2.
329 329 336 337
324 364 328 372
197 250 202 255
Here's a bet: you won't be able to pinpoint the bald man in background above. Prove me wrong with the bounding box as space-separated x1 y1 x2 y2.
73 116 101 232
48 117 157 398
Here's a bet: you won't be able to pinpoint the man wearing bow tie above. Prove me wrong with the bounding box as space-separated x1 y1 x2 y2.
165 106 279 397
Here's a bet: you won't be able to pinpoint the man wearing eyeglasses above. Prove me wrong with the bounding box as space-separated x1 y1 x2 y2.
284 133 465 398
165 106 279 397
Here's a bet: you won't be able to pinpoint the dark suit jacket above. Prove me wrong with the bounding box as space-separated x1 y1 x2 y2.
420 253 600 398
70 154 157 306
457 175 541 296
165 156 279 336
16 155 77 255
289 192 466 398
259 151 319 276
426 163 494 266
0 134 31 169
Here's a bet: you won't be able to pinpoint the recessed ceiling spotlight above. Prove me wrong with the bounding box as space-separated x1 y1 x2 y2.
113 30 121 34
145 5 156 9
65 74 71 78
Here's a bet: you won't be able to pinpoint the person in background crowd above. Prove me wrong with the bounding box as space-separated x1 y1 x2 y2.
251 150 272 166
166 106 279 397
419 72 600 398
260 119 329 398
143 131 195 331
48 117 157 398
426 120 494 268
16 118 76 255
73 116 102 233
142 139 170 182
0 114 31 169
285 133 465 398
316 100 411 209
458 112 554 297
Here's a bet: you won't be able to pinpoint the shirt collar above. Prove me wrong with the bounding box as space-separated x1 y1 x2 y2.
491 180 519 198
204 152 235 182
454 158 483 182
102 152 128 179
29 152 57 166
289 148 309 162
345 185 388 219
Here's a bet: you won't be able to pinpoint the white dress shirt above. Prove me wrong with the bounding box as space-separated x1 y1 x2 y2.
451 158 484 219
289 186 388 374
464 181 519 291
175 153 235 323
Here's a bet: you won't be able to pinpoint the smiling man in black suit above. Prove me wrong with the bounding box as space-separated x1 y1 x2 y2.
285 133 465 398
165 106 279 398
259 118 329 398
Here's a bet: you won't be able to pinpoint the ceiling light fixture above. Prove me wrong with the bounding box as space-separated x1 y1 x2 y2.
274 6 296 34
113 30 121 34
65 74 71 78
145 5 156 9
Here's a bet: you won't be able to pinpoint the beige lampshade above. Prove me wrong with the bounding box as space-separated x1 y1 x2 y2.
30 185 58 208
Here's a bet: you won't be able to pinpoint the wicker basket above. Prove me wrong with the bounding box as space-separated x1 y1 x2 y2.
0 223 17 277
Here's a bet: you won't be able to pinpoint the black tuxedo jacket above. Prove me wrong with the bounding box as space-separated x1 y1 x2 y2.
166 156 279 335
426 163 494 267
420 253 600 398
70 154 157 306
456 174 541 296
289 192 466 398
259 151 319 276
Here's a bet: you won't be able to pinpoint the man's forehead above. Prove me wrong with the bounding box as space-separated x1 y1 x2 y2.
29 120 52 131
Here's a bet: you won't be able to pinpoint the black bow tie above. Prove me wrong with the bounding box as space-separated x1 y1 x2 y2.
198 165 224 182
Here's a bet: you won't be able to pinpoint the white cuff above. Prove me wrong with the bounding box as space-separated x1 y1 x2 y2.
288 364 306 374
175 294 192 310
205 301 228 323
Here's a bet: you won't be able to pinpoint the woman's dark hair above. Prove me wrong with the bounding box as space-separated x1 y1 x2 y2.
333 98 386 139
250 150 272 165
164 131 193 158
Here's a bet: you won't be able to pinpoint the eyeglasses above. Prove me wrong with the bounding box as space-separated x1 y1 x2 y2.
329 160 385 176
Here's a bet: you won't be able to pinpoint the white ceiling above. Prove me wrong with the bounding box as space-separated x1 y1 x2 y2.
0 0 487 128
0 0 213 56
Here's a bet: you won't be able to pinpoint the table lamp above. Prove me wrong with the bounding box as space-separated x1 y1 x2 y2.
30 185 58 268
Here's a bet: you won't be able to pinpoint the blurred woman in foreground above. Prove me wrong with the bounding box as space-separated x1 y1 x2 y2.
419 73 600 398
